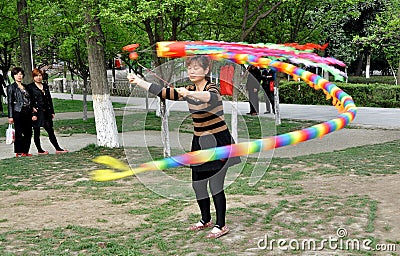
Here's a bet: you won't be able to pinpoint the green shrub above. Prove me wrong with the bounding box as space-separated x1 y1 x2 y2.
347 76 396 85
278 81 400 108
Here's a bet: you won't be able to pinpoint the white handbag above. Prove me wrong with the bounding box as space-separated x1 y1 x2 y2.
6 124 15 145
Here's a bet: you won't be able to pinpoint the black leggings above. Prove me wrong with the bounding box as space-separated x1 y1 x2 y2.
33 124 62 152
262 85 275 114
13 110 32 154
192 166 228 228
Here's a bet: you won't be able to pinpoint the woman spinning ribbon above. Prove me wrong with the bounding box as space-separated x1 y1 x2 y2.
127 55 241 238
92 40 357 239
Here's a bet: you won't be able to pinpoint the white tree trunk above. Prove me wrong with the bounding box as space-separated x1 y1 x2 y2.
160 99 171 157
274 76 281 125
366 54 371 79
85 7 119 148
93 94 119 148
231 65 242 143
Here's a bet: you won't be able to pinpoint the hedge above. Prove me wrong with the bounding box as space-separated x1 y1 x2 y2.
278 81 400 108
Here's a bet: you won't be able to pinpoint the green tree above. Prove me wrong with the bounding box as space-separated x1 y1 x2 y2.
0 0 18 82
17 0 33 83
369 1 400 83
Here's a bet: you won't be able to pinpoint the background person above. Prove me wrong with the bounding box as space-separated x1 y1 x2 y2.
260 67 276 114
7 67 35 157
127 56 241 239
245 65 261 115
27 68 68 155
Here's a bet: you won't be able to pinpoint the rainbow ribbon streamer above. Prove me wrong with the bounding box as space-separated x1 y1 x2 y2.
91 41 356 182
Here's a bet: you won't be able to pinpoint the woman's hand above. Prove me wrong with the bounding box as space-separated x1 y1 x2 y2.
127 73 151 90
127 73 141 85
176 87 192 98
32 116 37 121
8 118 13 124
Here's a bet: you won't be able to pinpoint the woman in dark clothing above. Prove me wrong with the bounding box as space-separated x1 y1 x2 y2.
7 67 35 157
260 68 276 114
245 65 261 115
27 68 68 154
127 56 241 239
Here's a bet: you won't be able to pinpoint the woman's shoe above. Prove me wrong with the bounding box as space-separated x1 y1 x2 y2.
21 153 33 157
206 226 229 239
38 151 49 155
56 149 69 154
188 220 213 231
15 153 22 158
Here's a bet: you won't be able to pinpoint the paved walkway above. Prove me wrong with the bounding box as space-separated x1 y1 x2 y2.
0 93 399 160
51 93 400 129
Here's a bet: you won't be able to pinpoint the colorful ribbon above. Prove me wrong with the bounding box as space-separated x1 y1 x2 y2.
91 41 356 182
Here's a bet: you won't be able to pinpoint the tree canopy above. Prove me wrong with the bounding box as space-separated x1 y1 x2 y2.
1 0 399 78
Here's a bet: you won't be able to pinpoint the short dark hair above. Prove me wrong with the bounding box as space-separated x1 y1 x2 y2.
185 55 211 81
11 67 25 79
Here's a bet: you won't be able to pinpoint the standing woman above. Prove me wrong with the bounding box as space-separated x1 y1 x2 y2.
27 68 68 154
7 67 35 157
127 56 241 239
245 65 261 115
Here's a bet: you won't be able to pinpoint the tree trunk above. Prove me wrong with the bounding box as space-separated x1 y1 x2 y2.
274 74 281 125
82 77 89 121
160 99 170 157
231 65 241 143
397 60 400 86
85 6 119 148
355 55 364 76
365 53 371 79
17 0 33 84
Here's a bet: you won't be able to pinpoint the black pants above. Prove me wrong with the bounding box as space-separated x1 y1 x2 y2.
262 85 275 114
33 120 61 152
13 110 32 154
192 166 228 228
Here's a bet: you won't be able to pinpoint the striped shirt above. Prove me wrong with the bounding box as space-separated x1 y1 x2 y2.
148 82 228 136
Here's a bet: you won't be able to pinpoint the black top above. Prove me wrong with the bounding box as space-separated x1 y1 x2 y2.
27 82 55 127
7 82 32 118
27 83 54 115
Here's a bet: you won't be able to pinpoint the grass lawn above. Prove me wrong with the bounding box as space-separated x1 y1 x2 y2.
0 140 399 254
1 98 127 116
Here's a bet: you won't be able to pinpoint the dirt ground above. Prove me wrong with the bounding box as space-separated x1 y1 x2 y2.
0 128 399 254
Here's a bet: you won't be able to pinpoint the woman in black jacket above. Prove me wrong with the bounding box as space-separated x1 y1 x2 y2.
7 67 35 157
28 68 68 154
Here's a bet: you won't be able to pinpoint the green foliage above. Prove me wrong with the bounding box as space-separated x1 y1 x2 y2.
279 80 400 107
347 76 397 85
